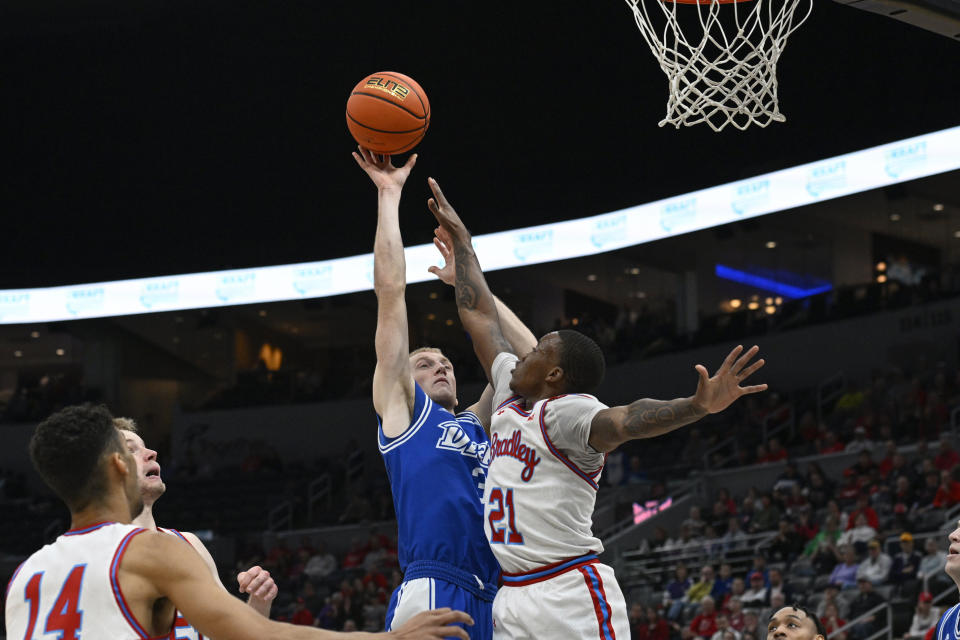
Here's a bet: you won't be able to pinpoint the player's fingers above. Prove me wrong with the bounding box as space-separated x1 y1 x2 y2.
236 571 249 588
737 358 766 381
741 383 769 395
427 177 449 207
694 364 709 384
427 198 444 220
254 579 276 599
718 344 743 373
433 237 450 258
358 145 373 164
405 153 418 169
731 345 761 375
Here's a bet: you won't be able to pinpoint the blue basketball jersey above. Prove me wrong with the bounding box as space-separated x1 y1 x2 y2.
378 383 499 586
936 603 960 640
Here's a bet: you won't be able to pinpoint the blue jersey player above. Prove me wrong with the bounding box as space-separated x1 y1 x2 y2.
934 521 960 640
353 147 537 639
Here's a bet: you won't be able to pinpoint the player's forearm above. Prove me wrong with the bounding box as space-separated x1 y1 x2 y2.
451 236 513 359
618 396 707 440
493 295 537 355
373 189 406 292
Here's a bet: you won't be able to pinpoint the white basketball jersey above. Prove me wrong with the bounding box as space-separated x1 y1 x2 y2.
158 528 205 640
484 352 607 573
4 521 172 640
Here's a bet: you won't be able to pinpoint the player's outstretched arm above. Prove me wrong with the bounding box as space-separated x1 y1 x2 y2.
178 530 277 621
588 344 767 453
428 226 537 424
354 147 419 435
122 531 472 640
426 178 513 381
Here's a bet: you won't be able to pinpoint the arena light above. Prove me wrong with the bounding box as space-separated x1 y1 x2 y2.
1 125 959 324
714 264 833 299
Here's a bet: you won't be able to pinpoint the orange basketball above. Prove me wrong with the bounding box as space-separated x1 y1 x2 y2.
346 71 430 155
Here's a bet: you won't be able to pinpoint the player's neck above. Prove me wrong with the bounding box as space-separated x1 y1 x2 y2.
69 494 133 531
132 502 159 531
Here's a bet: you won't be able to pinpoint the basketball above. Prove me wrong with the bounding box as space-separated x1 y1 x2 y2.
346 71 430 155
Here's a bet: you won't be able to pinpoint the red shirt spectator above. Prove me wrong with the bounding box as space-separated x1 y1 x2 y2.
690 611 718 638
637 617 671 640
934 440 960 471
933 473 960 508
290 599 314 626
846 506 879 530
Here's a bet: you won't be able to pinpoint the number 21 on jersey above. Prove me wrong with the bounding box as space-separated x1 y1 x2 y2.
488 487 524 544
22 565 86 640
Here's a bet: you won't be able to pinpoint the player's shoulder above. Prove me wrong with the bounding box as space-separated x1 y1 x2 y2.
543 392 606 411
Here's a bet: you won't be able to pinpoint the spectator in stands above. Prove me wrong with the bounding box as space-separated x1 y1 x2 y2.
765 569 792 606
722 517 748 552
666 524 703 553
829 544 861 590
817 583 850 618
303 541 338 583
766 439 789 463
715 563 734 598
806 470 835 512
722 577 747 610
846 451 878 481
689 596 719 639
687 565 719 608
794 508 819 541
626 455 648 484
934 437 960 471
629 603 646 638
717 487 738 514
847 577 885 639
758 592 786 629
340 537 367 570
903 592 940 640
752 493 781 532
290 597 314 626
890 532 923 597
638 605 671 640
821 602 847 640
804 513 842 574
739 497 756 533
666 564 693 620
838 513 878 552
727 596 745 630
914 471 941 514
741 572 768 608
846 426 876 454
819 430 846 455
711 613 740 640
846 494 879 530
856 539 892 585
892 475 917 515
740 611 761 640
933 469 960 508
684 505 708 537
919 537 951 593
315 592 344 629
769 519 804 563
650 526 670 550
709 500 732 533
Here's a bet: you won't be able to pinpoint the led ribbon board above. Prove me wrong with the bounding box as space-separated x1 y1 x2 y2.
1 125 959 324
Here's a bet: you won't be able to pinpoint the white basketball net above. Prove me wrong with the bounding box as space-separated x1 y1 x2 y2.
625 0 812 131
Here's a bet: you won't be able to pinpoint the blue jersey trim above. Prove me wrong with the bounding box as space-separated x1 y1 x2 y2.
378 390 433 453
402 560 498 602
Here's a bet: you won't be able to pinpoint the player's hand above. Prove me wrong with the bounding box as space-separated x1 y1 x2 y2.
387 608 473 640
427 226 456 286
352 145 417 193
237 565 278 608
691 344 767 414
427 178 470 244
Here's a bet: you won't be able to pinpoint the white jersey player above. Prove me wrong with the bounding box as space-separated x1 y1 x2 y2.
6 404 474 640
426 178 767 639
115 417 277 639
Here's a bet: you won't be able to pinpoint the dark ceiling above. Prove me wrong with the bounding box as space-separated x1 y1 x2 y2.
2 0 959 289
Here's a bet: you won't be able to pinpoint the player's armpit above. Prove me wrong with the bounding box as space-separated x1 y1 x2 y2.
587 406 630 453
465 384 496 431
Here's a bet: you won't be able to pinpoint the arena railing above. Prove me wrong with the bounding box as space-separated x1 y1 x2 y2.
267 500 293 532
307 473 332 524
817 371 846 426
827 601 891 640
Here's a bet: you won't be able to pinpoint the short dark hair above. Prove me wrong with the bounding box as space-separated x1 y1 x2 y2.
783 604 827 639
30 404 124 511
555 330 605 393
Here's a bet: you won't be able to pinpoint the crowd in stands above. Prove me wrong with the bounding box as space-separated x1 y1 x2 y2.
234 533 401 632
